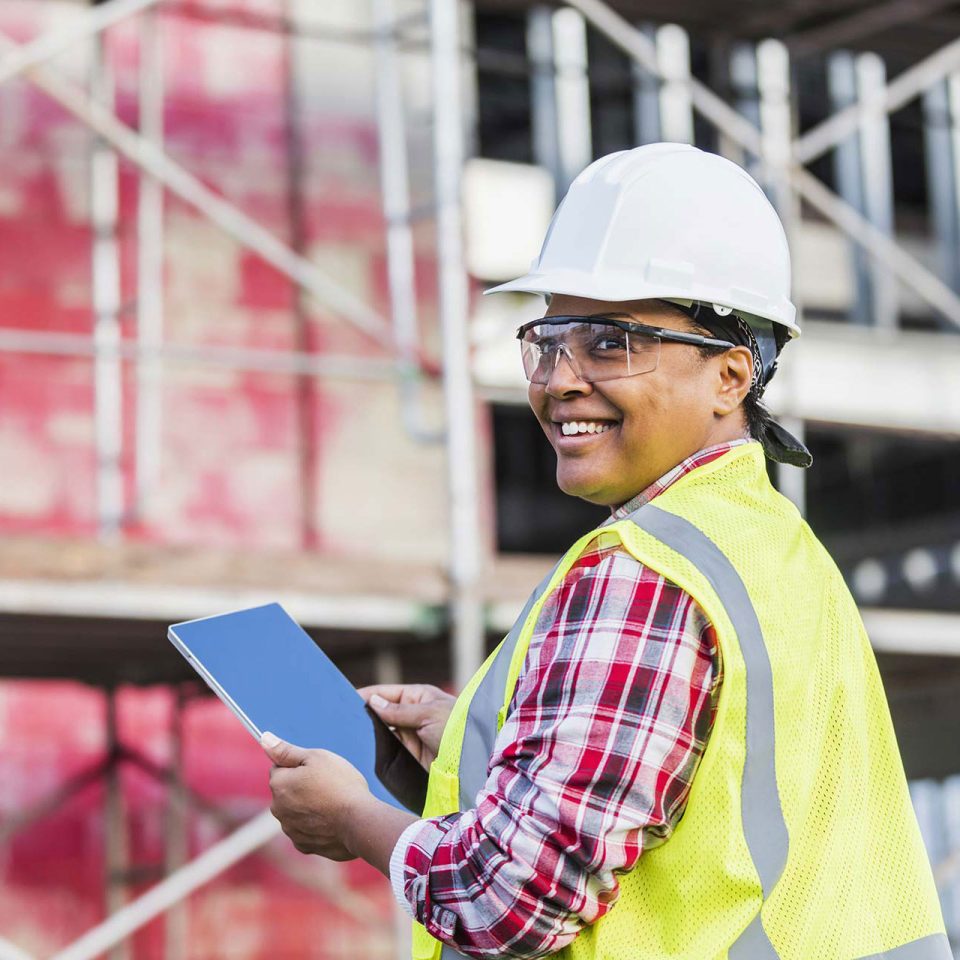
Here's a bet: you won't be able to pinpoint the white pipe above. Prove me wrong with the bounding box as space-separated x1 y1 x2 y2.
553 8 592 189
0 31 391 346
372 0 441 444
0 328 398 381
0 0 160 88
429 0 485 690
527 7 561 189
655 24 693 145
103 694 130 960
49 811 280 960
90 33 124 540
856 52 898 330
135 7 165 517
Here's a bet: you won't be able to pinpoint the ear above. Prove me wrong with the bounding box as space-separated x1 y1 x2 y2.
714 345 753 417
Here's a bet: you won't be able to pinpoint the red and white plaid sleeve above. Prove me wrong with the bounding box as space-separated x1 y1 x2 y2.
389 543 722 959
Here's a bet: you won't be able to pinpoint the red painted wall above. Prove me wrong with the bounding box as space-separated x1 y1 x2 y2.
0 2 423 954
0 681 398 958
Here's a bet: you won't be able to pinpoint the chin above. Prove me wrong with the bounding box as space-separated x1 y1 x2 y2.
556 470 614 506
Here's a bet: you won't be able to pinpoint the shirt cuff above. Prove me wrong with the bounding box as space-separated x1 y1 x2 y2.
389 818 426 920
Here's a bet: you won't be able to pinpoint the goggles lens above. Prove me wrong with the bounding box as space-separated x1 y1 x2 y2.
519 320 661 384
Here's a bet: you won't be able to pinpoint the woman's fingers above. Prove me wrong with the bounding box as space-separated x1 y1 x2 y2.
357 684 408 704
368 695 434 731
358 685 456 768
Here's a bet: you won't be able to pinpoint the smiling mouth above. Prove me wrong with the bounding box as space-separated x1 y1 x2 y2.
554 419 619 438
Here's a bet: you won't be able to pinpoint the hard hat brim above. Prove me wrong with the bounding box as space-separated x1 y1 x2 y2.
483 270 800 339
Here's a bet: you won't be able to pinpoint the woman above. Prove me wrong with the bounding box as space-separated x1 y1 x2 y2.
263 144 947 960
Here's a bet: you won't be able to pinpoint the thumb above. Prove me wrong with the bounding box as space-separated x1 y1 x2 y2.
260 731 309 767
369 694 431 731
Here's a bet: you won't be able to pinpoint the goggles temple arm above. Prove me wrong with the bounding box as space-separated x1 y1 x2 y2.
516 316 735 351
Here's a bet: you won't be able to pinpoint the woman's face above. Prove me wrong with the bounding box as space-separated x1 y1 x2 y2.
526 295 752 507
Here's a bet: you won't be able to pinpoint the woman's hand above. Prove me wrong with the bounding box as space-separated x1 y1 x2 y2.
357 684 456 770
262 734 369 860
262 732 417 875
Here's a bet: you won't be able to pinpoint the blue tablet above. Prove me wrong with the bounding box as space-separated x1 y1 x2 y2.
168 602 426 812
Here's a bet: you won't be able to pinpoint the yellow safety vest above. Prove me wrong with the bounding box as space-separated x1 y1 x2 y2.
413 444 948 960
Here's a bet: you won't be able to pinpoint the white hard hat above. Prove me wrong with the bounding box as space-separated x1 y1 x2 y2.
485 142 799 339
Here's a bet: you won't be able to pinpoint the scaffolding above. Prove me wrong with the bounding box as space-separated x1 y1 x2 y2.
3 0 960 955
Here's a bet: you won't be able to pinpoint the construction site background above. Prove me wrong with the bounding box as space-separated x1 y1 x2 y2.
2 0 960 958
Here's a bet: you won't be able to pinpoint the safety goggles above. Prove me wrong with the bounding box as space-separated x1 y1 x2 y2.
516 315 736 385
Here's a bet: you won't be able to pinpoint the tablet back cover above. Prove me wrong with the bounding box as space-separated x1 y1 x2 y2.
169 602 404 809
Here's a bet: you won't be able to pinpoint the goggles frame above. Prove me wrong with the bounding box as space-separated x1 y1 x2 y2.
516 314 737 384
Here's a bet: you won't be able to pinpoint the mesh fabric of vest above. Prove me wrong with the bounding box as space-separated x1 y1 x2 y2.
413 445 944 960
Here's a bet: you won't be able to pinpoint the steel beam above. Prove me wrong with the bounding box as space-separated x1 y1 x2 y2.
728 41 760 170
562 0 960 333
0 31 391 347
923 74 960 297
565 0 763 155
795 32 960 166
828 51 872 326
785 0 959 60
791 166 960 329
856 53 898 330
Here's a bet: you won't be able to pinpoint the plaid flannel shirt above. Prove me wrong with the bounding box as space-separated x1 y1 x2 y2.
389 440 753 958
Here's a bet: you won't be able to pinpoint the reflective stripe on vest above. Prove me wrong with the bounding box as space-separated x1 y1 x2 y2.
632 506 787 959
439 503 952 960
456 559 562 810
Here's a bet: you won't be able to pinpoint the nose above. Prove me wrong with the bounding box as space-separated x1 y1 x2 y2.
544 346 593 399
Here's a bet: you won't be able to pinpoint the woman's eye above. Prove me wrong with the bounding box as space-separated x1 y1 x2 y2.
592 336 627 352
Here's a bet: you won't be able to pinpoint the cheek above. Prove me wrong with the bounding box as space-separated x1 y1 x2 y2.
601 369 698 448
527 386 553 436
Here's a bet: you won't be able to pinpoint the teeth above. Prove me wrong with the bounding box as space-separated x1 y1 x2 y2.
560 421 614 435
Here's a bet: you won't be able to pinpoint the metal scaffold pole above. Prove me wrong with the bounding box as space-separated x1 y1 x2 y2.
135 4 165 520
90 29 125 539
429 0 485 690
282 0 320 550
373 0 441 444
163 689 189 960
104 691 130 960
50 812 281 960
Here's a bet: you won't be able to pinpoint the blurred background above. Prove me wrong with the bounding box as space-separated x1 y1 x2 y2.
1 0 960 957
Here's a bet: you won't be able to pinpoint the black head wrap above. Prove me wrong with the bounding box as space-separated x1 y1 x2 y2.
662 300 813 469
